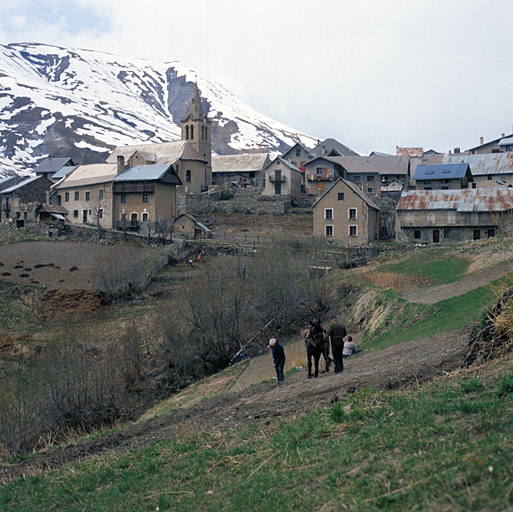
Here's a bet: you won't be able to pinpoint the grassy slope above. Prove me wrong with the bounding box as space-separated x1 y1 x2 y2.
2 367 513 511
2 240 513 510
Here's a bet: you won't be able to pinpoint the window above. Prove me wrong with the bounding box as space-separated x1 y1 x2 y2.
143 193 148 203
99 208 103 219
325 208 333 220
186 170 191 182
444 229 451 239
201 125 205 140
368 187 373 193
487 175 492 181
186 126 189 139
349 225 357 236
142 212 149 222
367 175 374 182
65 192 69 202
204 126 208 140
316 167 324 175
85 191 90 201
74 191 79 201
414 230 421 239
441 179 449 184
381 176 387 183
488 229 495 238
338 192 344 201
349 208 357 219
190 125 194 139
441 186 449 190
325 225 333 237
295 148 301 157
99 189 104 200
353 175 360 183
73 210 78 218
121 195 127 203
472 182 477 189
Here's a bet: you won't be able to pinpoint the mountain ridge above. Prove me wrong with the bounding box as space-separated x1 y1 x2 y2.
0 42 318 176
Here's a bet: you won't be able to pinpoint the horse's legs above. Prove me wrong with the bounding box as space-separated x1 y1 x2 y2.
307 346 313 378
314 351 320 378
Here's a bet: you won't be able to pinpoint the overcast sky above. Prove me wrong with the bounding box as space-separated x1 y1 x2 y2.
1 0 512 154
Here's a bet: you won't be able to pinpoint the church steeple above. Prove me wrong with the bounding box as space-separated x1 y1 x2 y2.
181 82 212 167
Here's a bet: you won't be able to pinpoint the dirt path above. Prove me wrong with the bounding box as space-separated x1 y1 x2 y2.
0 327 471 483
402 265 510 304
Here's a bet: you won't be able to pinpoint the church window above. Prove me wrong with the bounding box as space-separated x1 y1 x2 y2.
190 125 194 139
186 170 191 182
205 126 208 139
186 126 189 140
201 125 205 140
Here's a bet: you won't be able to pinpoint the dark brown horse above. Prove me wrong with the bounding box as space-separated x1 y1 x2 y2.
302 320 331 378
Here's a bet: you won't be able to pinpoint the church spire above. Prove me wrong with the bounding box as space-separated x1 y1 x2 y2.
182 82 205 123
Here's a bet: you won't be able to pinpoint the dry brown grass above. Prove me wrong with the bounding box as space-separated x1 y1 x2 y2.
364 271 430 289
287 341 307 368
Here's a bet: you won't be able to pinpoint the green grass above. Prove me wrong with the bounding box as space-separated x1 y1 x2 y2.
366 285 494 351
2 372 513 511
380 249 470 285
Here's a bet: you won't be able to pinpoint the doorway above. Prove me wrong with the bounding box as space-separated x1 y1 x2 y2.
433 230 439 243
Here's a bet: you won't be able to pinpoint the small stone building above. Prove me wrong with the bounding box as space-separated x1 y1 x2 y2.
313 178 380 247
174 213 212 239
262 157 303 197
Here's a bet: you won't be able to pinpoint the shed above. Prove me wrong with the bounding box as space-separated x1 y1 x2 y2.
174 213 212 239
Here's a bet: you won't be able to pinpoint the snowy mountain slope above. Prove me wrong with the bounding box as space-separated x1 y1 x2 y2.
0 43 318 176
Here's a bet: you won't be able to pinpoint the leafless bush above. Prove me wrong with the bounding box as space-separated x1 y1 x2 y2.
96 245 148 301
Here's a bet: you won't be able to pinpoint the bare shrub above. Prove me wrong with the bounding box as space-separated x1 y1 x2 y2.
96 245 148 301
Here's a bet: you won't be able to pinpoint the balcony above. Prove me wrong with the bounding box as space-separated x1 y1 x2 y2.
113 183 155 194
269 176 286 183
306 173 334 182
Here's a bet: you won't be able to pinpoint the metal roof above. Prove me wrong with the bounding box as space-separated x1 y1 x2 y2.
413 163 470 181
443 153 513 176
499 137 513 146
397 188 513 213
56 163 118 188
51 165 77 179
0 175 42 194
113 164 179 183
212 153 270 173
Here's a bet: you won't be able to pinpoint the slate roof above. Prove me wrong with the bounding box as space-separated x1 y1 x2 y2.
331 155 410 176
0 175 42 194
33 157 75 175
212 153 270 173
313 178 380 210
38 203 68 214
113 165 180 184
281 142 314 160
466 133 513 152
313 138 359 157
413 163 470 181
443 153 513 176
397 188 513 212
106 141 207 165
264 156 302 173
56 163 118 188
499 137 513 146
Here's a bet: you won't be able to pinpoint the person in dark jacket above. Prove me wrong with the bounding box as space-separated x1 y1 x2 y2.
268 338 286 382
325 316 347 374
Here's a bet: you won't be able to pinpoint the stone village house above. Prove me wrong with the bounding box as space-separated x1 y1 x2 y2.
412 163 473 190
261 156 303 197
312 178 380 247
395 188 513 243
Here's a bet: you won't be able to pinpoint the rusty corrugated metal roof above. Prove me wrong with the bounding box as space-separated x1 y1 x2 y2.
443 153 513 176
397 188 513 212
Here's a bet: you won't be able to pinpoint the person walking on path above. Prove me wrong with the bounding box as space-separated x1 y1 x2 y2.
268 338 286 383
325 316 347 374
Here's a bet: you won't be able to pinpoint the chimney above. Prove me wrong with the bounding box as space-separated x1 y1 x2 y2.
480 136 484 145
454 147 460 154
117 155 125 174
502 133 505 137
321 145 326 156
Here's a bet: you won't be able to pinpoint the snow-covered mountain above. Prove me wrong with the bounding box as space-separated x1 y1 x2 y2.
0 43 318 176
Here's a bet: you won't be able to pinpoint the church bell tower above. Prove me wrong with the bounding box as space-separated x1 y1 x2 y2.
181 83 212 167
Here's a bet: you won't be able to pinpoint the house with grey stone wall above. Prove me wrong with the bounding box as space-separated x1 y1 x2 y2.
262 157 302 197
396 188 513 243
412 163 473 190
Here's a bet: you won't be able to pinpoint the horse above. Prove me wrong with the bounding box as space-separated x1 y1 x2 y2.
302 321 331 378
